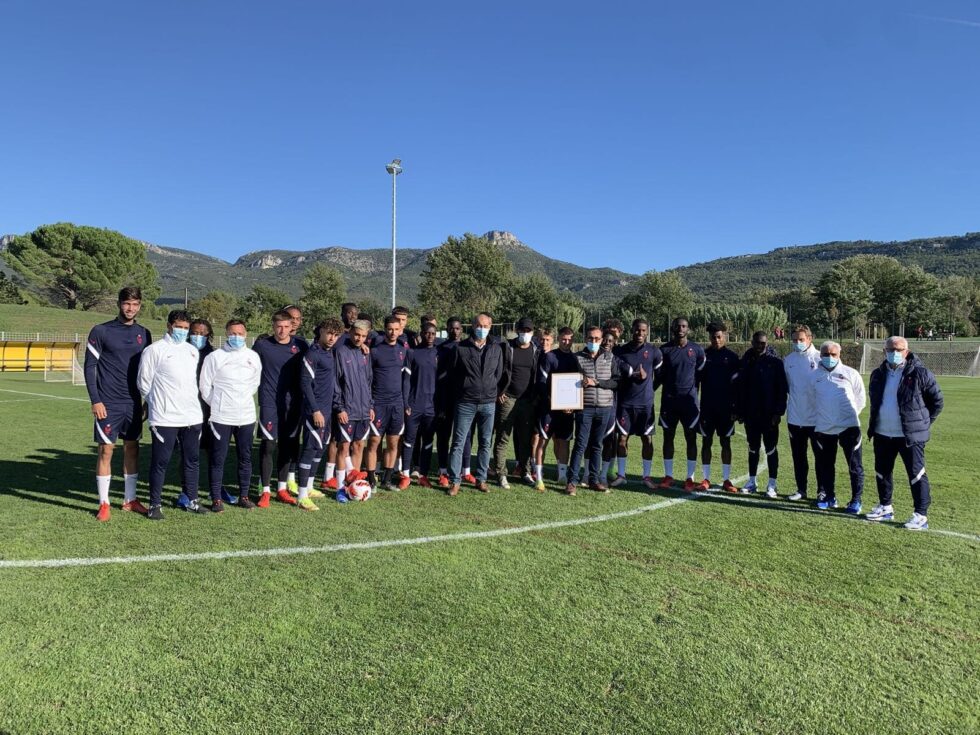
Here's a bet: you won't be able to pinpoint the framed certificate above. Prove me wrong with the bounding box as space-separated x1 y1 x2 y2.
550 372 584 411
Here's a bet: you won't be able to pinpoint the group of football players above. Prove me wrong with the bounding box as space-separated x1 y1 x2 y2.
84 285 942 529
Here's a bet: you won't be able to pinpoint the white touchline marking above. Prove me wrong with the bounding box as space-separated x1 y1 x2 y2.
0 471 975 570
0 398 49 404
690 491 980 543
0 389 90 403
0 497 693 569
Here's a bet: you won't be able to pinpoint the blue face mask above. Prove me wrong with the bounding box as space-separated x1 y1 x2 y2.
474 327 490 340
792 341 807 352
189 334 208 350
586 341 600 354
886 350 905 366
227 335 246 350
821 356 838 370
171 327 189 343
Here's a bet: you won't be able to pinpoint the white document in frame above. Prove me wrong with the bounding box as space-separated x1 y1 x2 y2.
552 372 583 410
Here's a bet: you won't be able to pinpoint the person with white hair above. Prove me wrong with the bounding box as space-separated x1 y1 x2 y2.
810 340 866 513
865 336 944 530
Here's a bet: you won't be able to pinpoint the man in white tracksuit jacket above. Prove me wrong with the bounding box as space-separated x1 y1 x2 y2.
783 324 821 501
137 310 205 519
810 340 866 513
199 318 263 511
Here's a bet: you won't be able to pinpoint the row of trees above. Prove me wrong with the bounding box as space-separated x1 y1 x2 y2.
3 224 978 339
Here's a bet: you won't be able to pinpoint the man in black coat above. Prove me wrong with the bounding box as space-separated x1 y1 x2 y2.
866 336 944 530
736 331 787 497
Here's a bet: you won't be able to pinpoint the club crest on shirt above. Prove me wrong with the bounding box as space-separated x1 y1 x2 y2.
643 350 648 359
290 345 298 353
687 348 694 357
136 334 143 345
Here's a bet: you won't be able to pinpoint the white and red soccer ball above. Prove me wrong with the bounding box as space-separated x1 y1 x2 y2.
347 479 373 502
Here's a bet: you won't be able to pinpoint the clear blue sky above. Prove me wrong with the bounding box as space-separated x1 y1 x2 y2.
1 0 978 274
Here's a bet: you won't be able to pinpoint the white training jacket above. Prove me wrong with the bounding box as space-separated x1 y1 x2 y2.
784 345 820 426
198 343 262 426
811 362 866 435
137 333 204 428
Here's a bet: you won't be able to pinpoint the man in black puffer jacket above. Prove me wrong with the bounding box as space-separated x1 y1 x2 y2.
735 331 788 497
866 336 943 530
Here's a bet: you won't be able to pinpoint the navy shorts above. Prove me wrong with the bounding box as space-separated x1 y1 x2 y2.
302 414 331 451
659 395 701 432
335 417 371 443
616 406 656 437
371 403 405 437
258 404 301 442
93 401 143 444
699 412 735 438
537 410 574 441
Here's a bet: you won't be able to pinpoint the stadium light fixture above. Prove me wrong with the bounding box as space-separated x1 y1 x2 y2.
385 158 403 309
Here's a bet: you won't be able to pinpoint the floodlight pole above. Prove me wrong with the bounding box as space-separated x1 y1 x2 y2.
385 158 403 309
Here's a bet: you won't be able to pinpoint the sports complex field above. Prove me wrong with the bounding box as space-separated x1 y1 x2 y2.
0 371 977 734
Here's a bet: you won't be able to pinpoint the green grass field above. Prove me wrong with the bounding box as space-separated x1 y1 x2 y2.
0 371 977 734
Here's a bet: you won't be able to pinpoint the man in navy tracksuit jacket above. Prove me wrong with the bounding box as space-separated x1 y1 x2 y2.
398 323 440 489
736 332 788 496
295 318 342 509
333 320 375 488
866 336 944 530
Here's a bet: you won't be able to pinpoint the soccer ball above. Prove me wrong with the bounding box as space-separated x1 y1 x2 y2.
347 479 373 502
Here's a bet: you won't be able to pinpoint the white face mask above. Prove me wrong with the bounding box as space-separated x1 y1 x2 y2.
518 332 533 345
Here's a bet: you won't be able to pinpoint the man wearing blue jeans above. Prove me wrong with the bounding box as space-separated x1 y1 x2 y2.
567 326 621 495
448 313 504 496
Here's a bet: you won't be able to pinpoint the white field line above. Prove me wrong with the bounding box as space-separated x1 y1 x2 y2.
0 398 49 404
1 472 976 571
0 497 694 570
0 388 90 403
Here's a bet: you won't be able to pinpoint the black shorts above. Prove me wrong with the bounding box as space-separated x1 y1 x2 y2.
371 403 405 437
616 406 656 437
659 396 700 432
334 417 371 443
93 401 143 444
258 404 301 442
699 412 735 438
302 414 331 451
537 410 574 441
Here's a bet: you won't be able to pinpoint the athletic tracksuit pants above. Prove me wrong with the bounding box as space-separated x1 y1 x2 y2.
873 434 931 514
149 424 202 507
402 412 436 477
208 422 255 500
297 418 329 491
814 426 864 504
745 420 779 479
787 423 817 496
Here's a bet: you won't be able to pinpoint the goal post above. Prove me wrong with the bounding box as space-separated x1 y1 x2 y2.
43 343 86 385
859 340 980 377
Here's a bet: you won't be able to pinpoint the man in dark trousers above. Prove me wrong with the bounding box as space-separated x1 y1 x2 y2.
447 313 504 496
656 317 706 491
698 322 740 492
736 331 788 497
493 316 540 488
398 322 440 489
866 336 943 530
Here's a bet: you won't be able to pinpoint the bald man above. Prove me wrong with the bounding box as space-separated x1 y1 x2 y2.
866 336 943 530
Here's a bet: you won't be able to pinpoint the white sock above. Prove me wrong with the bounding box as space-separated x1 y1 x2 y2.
337 470 347 487
686 460 696 479
641 459 650 478
262 485 271 495
287 471 296 485
123 473 138 502
463 466 471 476
702 464 711 482
324 463 336 481
402 469 410 478
535 464 544 481
345 456 354 471
96 475 111 504
722 464 731 481
298 482 309 501
664 459 673 477
277 481 287 491
749 475 757 486
768 477 777 490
